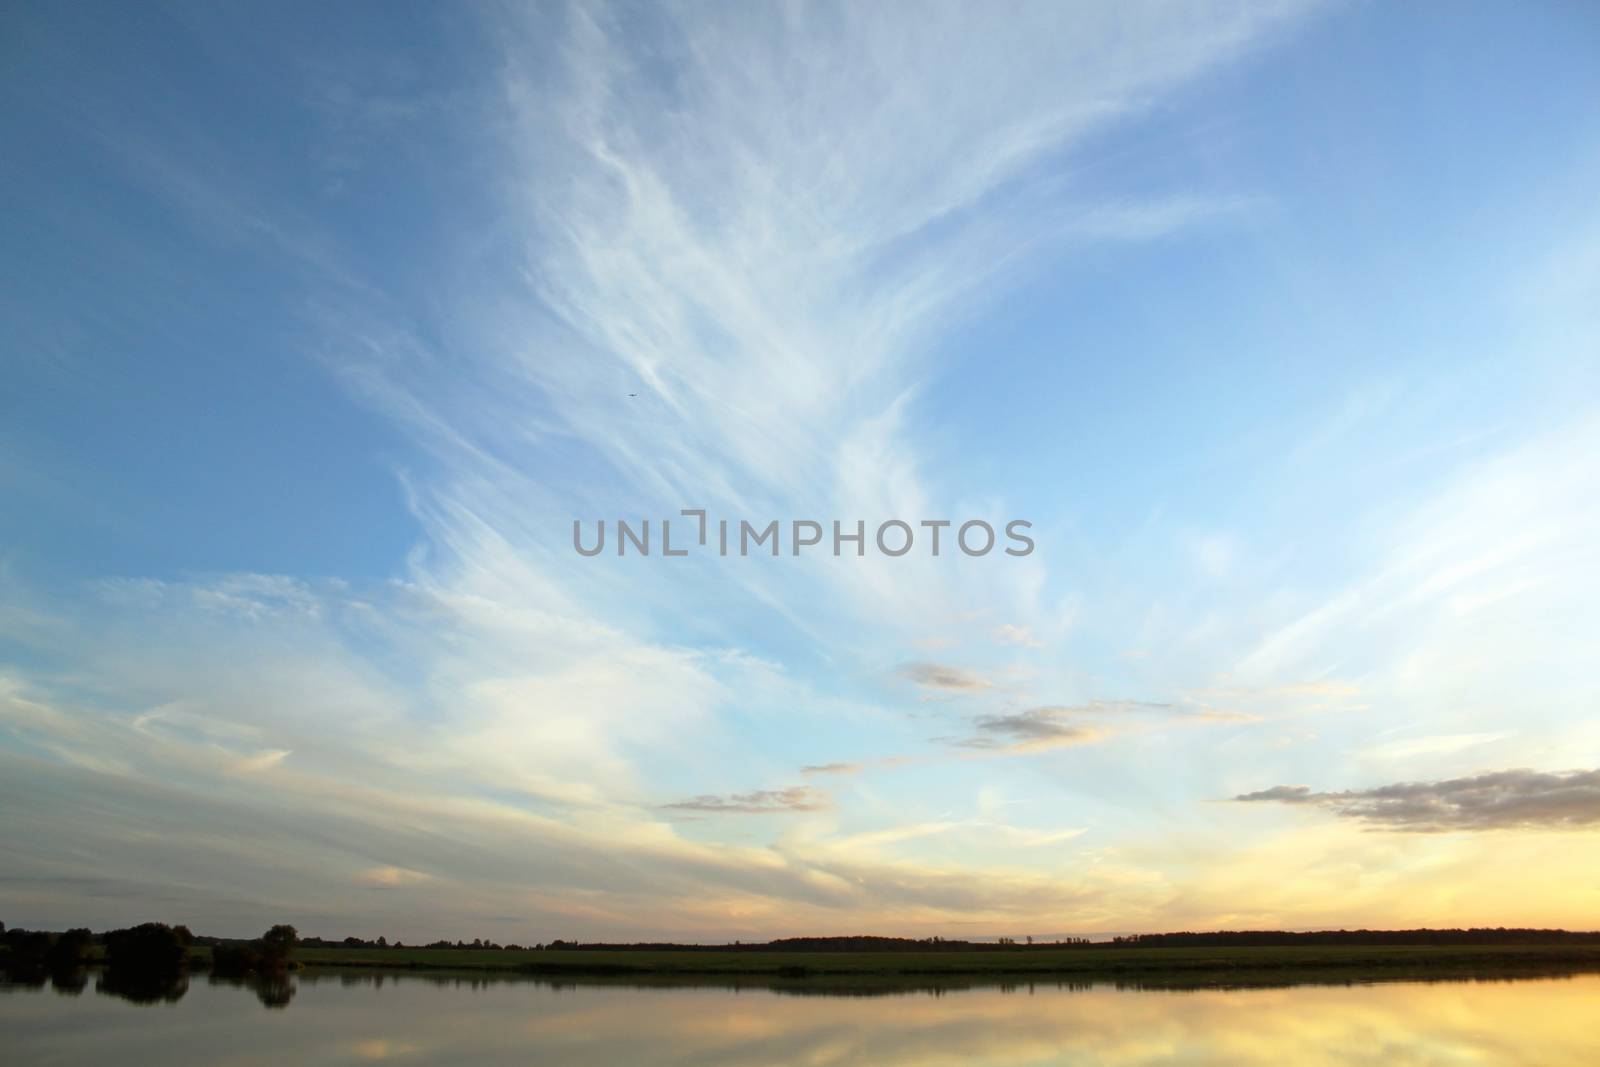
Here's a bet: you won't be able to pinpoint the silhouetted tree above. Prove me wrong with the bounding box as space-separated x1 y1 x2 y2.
104 923 190 974
3 928 54 969
213 924 299 977
48 928 94 969
261 925 297 953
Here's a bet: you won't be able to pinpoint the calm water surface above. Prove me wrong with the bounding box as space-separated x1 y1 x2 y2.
5 970 1600 1065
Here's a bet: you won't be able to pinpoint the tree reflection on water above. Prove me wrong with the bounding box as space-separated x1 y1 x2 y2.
96 968 190 1005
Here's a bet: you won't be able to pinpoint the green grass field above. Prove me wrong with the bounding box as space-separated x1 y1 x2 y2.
280 943 1600 987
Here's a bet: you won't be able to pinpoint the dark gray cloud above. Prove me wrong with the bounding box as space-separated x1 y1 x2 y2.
899 662 990 691
940 700 1209 753
663 786 830 814
945 707 1105 752
1234 769 1600 831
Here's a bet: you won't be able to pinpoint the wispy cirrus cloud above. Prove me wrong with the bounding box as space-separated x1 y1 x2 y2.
801 762 862 776
663 787 831 815
1359 732 1512 762
0 0 1347 940
357 865 433 889
337 0 1318 656
993 624 1043 649
800 755 916 777
1235 769 1600 832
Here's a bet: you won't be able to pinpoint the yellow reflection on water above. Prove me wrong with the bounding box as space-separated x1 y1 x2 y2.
495 977 1600 1066
7 972 1600 1065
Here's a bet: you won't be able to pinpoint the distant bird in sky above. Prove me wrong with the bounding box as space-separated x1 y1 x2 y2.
627 393 638 398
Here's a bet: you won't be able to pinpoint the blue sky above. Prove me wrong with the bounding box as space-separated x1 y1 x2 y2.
3 1 1599 940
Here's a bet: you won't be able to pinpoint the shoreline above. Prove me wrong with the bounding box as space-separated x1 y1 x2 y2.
283 943 1600 988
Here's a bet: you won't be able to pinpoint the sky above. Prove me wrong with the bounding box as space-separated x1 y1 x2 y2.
2 0 1598 943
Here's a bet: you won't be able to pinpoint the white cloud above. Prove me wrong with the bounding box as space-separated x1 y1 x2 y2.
1360 732 1512 762
994 624 1044 649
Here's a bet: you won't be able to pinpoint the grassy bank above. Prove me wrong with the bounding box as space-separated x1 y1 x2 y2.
283 943 1600 987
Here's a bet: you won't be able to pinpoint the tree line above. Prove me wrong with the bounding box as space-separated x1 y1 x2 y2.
1107 928 1600 947
1 920 302 1008
2 920 300 975
520 929 1600 951
8 921 1600 968
297 935 533 951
